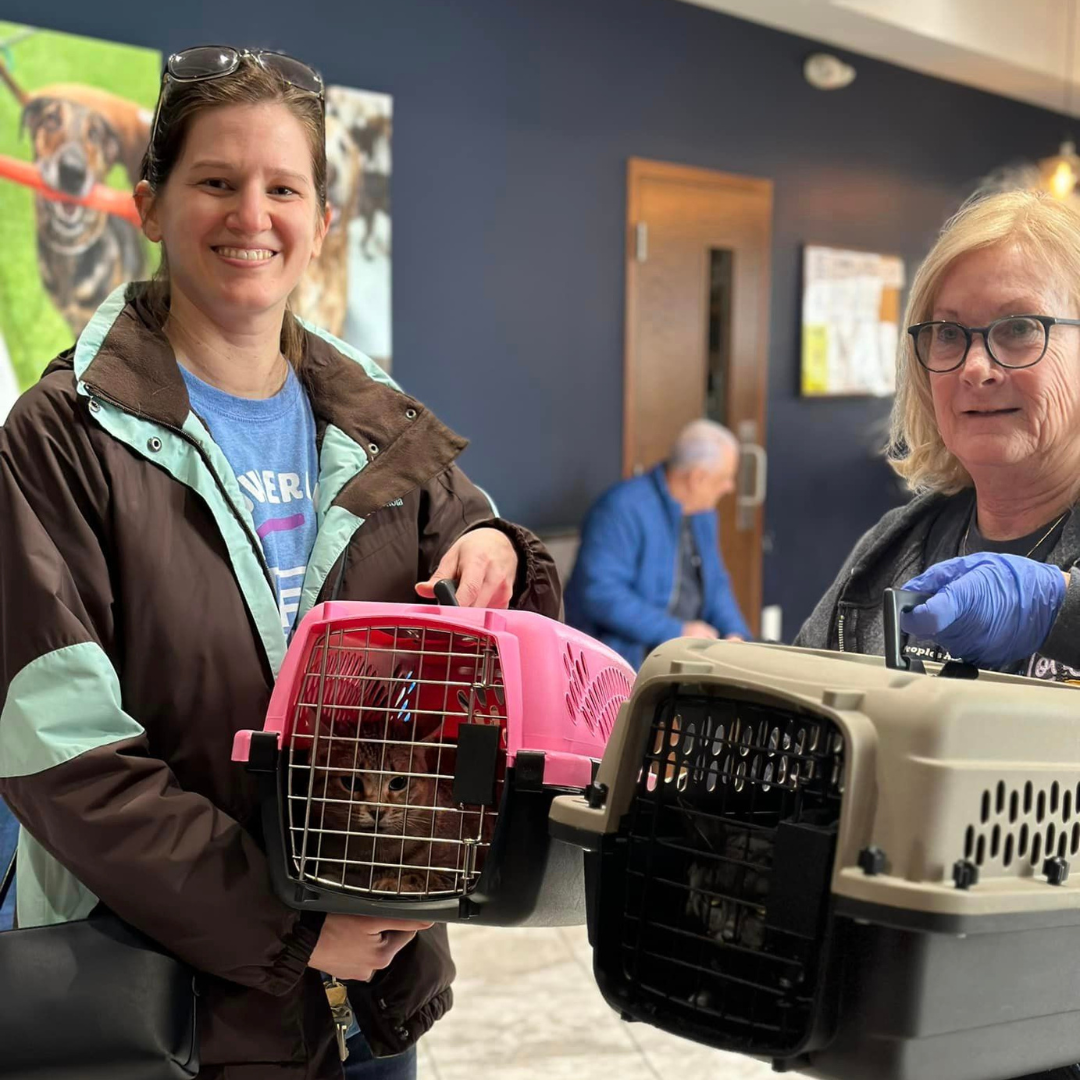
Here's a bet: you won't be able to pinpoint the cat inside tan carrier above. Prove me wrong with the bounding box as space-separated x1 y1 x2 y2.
551 589 1080 1080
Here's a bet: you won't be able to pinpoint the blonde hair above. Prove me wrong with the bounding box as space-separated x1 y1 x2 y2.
889 189 1080 493
138 53 326 368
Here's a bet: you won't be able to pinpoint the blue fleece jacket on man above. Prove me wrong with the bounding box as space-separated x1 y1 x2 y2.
564 466 750 668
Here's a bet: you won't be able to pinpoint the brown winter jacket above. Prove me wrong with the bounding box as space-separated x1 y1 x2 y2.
0 283 561 1078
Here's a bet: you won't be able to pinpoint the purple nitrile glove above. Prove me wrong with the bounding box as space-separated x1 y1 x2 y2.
899 553 1067 669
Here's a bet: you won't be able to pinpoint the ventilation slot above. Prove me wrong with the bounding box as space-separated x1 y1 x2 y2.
563 642 632 739
958 780 1080 881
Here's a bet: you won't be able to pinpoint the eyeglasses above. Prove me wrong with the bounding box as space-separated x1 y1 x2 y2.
147 46 324 164
908 315 1080 373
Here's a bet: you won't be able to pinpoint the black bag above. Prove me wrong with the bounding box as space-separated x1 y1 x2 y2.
0 850 199 1079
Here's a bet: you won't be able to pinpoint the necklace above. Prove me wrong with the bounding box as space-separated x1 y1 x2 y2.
960 509 1071 559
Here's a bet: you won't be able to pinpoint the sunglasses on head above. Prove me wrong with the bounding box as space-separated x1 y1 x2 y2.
148 46 324 162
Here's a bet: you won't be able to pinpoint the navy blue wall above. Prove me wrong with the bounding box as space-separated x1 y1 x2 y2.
3 0 1067 634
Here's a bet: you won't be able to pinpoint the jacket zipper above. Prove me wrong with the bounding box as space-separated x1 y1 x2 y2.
83 384 279 600
837 611 846 652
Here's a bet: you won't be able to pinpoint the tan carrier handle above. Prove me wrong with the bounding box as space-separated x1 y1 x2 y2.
883 587 932 673
883 586 981 679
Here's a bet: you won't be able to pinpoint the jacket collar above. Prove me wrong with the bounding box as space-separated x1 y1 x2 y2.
648 463 721 535
648 464 685 526
69 283 469 518
838 491 947 610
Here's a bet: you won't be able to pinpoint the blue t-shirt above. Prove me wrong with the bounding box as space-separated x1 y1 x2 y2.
180 363 319 636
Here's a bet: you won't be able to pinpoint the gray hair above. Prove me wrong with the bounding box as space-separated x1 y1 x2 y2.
668 419 739 470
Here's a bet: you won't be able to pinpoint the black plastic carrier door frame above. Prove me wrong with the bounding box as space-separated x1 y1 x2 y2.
453 723 502 806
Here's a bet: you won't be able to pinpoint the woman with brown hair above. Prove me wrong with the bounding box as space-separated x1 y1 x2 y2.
0 47 560 1079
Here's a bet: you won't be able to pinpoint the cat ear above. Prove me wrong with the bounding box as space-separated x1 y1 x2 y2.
420 723 446 744
402 720 446 744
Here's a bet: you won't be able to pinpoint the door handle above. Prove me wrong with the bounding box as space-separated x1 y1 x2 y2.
737 443 767 510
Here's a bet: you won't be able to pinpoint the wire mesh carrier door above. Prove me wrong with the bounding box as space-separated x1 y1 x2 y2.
551 590 1080 1080
233 597 635 925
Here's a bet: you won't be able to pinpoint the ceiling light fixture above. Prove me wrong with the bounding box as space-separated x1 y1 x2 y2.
803 53 856 91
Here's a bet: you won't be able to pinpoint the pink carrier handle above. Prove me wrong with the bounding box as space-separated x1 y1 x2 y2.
433 579 459 606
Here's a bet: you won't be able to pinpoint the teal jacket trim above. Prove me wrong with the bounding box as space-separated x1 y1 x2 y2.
297 505 365 626
72 285 128 383
293 315 402 392
16 828 98 929
0 641 144 779
0 640 139 929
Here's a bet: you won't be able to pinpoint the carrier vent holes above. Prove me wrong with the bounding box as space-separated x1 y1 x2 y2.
639 704 840 800
619 690 844 1057
962 780 1080 876
285 623 508 900
563 642 633 739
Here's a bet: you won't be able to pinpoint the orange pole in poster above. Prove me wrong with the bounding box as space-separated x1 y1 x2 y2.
0 153 141 228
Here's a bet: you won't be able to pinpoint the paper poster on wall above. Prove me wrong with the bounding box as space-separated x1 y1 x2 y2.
292 85 392 372
0 22 159 417
801 245 905 398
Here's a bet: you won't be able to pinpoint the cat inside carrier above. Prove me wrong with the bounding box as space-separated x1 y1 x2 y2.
551 589 1080 1080
233 587 634 925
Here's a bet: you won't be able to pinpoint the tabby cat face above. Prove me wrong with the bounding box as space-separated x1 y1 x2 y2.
307 728 492 894
315 736 437 840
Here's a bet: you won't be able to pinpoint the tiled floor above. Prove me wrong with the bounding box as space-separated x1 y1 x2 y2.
417 924 774 1080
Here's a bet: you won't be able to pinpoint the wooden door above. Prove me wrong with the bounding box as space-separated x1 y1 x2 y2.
624 158 772 635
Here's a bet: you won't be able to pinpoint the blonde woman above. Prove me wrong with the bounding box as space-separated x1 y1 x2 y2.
797 188 1080 1076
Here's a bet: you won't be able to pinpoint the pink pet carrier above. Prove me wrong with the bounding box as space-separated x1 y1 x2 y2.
233 587 634 925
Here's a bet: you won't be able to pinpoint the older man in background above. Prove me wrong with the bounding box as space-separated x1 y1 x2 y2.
565 419 750 667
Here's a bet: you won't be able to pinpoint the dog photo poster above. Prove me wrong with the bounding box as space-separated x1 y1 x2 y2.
0 22 160 421
292 85 393 373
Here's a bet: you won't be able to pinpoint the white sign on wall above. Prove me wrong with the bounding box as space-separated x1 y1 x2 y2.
801 245 905 398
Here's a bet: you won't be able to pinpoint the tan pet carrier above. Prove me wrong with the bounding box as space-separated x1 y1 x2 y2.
551 589 1080 1080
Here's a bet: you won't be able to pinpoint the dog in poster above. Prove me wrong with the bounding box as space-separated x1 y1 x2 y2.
349 112 391 260
1 60 148 335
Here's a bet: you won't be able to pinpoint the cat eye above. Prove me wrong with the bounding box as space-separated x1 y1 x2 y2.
335 776 360 795
388 776 409 793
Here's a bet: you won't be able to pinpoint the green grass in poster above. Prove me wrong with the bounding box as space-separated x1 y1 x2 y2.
0 23 160 390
